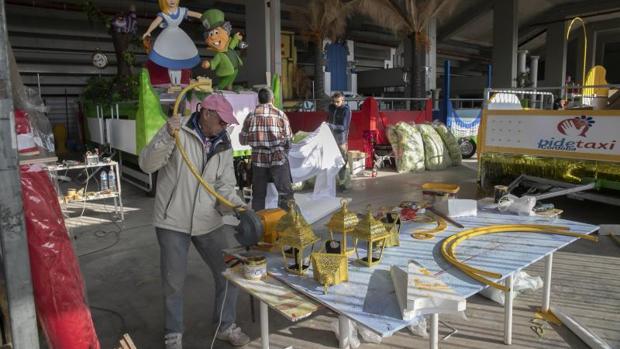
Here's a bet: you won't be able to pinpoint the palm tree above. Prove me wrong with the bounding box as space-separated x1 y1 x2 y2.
355 0 448 103
297 0 357 109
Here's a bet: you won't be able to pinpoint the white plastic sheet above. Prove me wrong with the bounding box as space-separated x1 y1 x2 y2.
265 123 344 207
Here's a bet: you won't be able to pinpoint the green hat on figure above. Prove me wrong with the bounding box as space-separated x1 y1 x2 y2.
202 9 226 30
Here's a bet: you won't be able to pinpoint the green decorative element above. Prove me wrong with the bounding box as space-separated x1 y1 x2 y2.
82 75 139 106
201 9 226 30
233 149 252 158
135 68 167 154
271 73 282 109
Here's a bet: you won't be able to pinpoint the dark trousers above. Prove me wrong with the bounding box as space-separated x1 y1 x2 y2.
251 161 294 211
156 226 239 335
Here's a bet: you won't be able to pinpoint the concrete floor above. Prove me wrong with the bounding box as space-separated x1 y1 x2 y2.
64 162 620 349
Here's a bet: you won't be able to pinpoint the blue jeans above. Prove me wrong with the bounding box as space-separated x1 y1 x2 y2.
156 226 239 335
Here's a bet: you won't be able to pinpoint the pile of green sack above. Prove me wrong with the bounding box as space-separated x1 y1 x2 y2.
386 121 461 172
387 122 425 173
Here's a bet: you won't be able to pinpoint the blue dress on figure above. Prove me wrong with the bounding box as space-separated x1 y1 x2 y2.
149 7 200 69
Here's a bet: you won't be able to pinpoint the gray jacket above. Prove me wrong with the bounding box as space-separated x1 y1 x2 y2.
139 117 245 235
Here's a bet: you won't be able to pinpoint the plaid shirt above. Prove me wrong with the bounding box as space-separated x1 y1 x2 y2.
239 103 292 168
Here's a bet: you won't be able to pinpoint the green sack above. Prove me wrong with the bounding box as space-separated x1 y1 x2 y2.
417 123 451 171
135 69 167 154
433 121 462 166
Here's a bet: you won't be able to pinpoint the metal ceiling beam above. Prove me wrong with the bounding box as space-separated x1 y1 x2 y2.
437 0 493 42
519 0 620 44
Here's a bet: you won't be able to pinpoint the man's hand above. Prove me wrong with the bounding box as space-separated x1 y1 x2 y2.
167 114 182 136
234 32 243 41
201 60 210 69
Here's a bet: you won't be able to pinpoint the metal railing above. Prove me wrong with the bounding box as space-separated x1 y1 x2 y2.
284 97 429 112
483 84 620 110
451 98 484 109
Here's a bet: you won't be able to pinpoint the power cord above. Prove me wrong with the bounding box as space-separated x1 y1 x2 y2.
210 279 228 349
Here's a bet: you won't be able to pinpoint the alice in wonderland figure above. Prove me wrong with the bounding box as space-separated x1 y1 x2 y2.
142 0 201 89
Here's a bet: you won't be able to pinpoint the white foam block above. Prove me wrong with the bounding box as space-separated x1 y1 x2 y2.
434 199 477 218
390 262 466 321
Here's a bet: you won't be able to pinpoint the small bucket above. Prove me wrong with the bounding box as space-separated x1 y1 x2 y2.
494 185 509 203
243 255 267 280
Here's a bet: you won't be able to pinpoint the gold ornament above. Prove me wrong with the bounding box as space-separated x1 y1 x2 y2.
352 205 390 266
326 199 359 255
276 201 320 275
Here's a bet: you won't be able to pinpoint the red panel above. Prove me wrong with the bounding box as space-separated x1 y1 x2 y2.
286 98 433 169
145 60 192 86
287 111 327 133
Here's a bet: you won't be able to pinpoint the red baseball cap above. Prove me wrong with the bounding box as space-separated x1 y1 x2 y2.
201 94 238 125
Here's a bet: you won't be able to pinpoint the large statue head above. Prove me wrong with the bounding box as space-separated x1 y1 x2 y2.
201 9 232 53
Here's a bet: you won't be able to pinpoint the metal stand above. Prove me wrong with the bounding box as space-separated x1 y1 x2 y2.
542 254 553 312
338 315 352 349
46 160 124 221
507 174 620 206
260 300 269 349
504 274 514 345
430 313 439 349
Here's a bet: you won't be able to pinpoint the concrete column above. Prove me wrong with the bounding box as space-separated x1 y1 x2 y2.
542 21 567 87
245 0 270 86
492 0 518 88
425 17 437 92
585 25 596 76
530 55 539 87
269 0 282 79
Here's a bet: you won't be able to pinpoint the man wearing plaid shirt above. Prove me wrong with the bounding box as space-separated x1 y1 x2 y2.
239 88 294 211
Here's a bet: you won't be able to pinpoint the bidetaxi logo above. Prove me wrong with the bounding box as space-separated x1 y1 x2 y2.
537 115 616 152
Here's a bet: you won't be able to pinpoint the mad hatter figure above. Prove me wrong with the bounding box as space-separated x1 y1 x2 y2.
201 9 244 90
142 0 202 90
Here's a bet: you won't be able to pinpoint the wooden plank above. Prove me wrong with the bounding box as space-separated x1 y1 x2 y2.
19 150 57 165
223 266 319 322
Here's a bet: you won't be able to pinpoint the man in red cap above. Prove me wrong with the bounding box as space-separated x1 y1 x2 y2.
139 94 250 348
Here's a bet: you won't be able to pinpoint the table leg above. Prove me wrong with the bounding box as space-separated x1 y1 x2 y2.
504 274 514 345
115 163 124 221
338 315 351 349
260 300 269 349
430 313 439 349
542 254 553 313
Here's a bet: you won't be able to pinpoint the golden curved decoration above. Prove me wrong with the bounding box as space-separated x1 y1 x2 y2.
441 225 597 291
411 213 447 240
566 17 587 84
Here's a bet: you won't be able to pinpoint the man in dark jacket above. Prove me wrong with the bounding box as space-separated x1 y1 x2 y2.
327 91 352 189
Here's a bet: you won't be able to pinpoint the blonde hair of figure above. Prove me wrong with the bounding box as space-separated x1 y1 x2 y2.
158 0 179 14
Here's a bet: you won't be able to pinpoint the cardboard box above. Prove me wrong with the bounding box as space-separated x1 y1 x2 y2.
348 151 366 175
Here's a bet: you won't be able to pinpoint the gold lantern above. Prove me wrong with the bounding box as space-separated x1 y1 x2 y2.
382 209 401 248
311 252 348 294
276 202 320 275
326 199 359 255
353 205 390 266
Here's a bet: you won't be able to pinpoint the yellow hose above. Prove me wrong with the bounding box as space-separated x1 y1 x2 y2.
171 82 243 211
440 225 597 291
